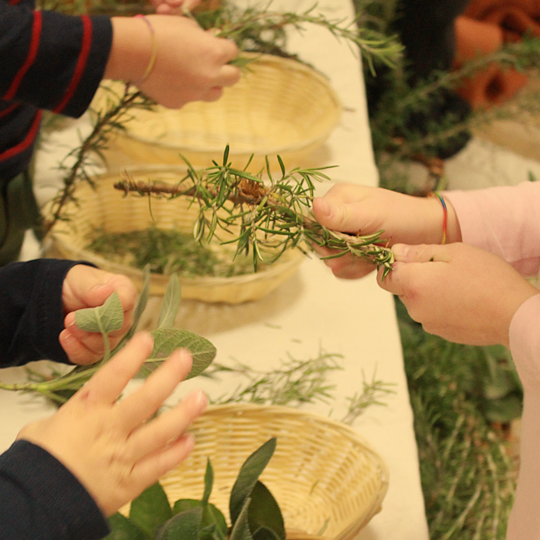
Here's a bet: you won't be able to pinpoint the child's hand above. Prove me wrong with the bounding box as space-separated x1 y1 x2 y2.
60 265 137 365
312 184 461 279
379 242 540 347
149 0 201 15
17 332 207 517
106 15 240 109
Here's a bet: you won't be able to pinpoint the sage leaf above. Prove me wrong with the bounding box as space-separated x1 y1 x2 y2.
229 438 276 525
202 458 213 506
252 527 282 540
75 292 123 334
230 498 253 540
172 498 201 514
248 481 285 540
172 499 227 540
157 274 181 329
148 328 217 379
125 265 151 343
155 507 202 540
129 482 172 538
104 513 146 540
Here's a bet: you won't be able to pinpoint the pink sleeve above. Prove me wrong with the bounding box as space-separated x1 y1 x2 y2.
505 295 540 539
443 182 540 277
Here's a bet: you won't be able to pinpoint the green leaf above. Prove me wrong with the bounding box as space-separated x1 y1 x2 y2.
157 274 182 329
230 498 253 540
104 513 147 540
148 328 217 379
172 499 227 540
248 482 285 540
113 266 151 356
129 482 173 538
483 394 523 423
252 527 282 540
201 505 228 540
202 458 214 506
75 291 123 334
155 507 202 540
229 438 276 525
173 499 202 514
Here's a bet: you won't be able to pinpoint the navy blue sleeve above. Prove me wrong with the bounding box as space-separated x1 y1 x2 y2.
0 258 93 367
0 2 113 118
0 440 109 540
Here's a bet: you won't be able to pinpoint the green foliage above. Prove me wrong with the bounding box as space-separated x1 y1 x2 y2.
0 269 217 403
105 439 285 540
85 226 268 278
396 299 519 539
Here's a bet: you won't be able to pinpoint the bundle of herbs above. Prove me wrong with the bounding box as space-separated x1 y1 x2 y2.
105 438 285 540
112 148 395 277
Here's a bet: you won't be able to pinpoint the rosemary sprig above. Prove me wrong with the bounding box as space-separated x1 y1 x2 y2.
204 349 394 424
207 351 342 407
195 2 403 72
113 149 395 277
42 84 154 234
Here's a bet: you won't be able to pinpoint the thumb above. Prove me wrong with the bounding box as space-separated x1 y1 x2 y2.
63 266 136 313
313 197 370 233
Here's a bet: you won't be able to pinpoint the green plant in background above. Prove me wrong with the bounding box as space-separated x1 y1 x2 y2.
397 299 519 540
0 268 217 404
352 0 540 194
105 438 285 540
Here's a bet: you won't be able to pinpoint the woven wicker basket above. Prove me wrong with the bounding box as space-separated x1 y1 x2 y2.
151 404 389 540
94 54 342 171
45 167 305 302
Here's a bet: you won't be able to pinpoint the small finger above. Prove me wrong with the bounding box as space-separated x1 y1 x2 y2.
77 333 154 404
128 389 207 461
216 64 241 87
114 349 193 431
130 433 196 492
59 328 104 365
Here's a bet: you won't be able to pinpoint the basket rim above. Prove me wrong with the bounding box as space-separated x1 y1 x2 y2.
116 53 343 155
169 403 390 540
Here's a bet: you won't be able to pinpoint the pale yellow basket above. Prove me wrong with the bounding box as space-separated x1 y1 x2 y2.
94 54 342 171
151 404 389 540
44 167 305 302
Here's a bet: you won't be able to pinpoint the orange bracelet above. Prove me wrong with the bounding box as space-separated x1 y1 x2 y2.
429 191 448 245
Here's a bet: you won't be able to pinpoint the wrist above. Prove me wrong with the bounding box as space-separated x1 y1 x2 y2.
425 192 462 244
104 16 153 82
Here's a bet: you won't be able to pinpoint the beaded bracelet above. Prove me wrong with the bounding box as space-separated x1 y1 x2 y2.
133 15 158 86
429 191 448 245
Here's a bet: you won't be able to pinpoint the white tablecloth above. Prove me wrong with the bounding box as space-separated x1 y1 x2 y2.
0 1 429 538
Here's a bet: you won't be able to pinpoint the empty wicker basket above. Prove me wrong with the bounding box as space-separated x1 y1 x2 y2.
45 167 305 303
153 404 389 540
93 54 342 171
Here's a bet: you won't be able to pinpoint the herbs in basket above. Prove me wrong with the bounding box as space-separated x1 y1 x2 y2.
85 226 270 279
0 268 216 404
105 438 285 540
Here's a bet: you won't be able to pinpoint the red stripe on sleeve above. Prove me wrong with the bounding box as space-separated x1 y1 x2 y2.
3 11 42 101
0 103 21 120
53 15 93 114
9 0 23 5
0 111 43 163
